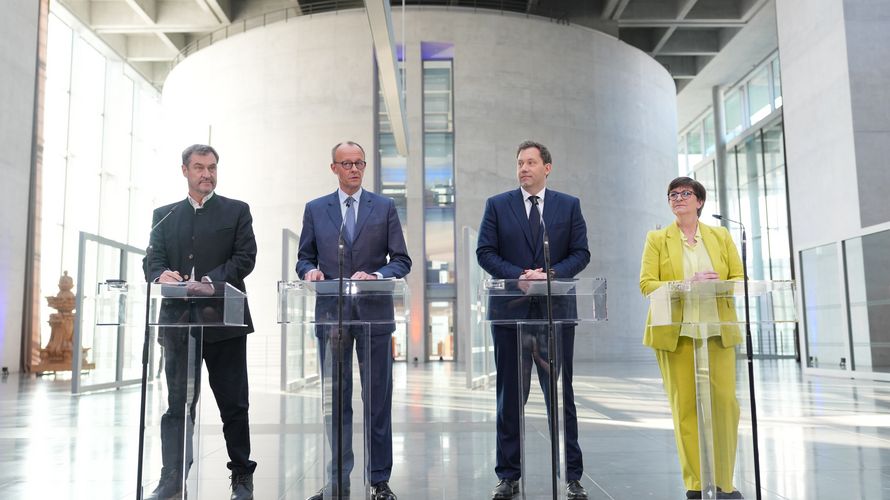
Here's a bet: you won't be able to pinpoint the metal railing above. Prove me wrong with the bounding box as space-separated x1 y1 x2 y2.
72 231 148 394
170 0 569 71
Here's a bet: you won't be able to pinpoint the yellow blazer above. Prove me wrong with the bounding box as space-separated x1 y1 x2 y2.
639 221 744 352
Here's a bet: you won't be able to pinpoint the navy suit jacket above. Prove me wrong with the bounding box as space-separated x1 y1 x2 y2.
476 188 590 323
144 194 257 343
296 189 411 334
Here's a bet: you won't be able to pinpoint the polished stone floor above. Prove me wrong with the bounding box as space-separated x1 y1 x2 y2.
1 358 889 499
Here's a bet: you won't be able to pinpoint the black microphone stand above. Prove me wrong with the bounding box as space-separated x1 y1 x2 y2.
137 206 176 500
535 198 559 500
713 214 761 500
334 200 350 498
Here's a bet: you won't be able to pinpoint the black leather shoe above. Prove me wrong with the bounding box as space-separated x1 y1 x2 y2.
370 481 397 500
230 473 254 500
566 480 589 500
145 468 184 500
686 491 702 499
491 478 519 500
306 485 351 500
717 489 744 499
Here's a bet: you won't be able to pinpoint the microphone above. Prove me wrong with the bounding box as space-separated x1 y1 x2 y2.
143 205 178 280
151 205 178 234
712 213 748 266
712 213 746 234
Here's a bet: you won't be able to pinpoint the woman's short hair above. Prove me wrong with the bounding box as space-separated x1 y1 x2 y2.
668 176 707 217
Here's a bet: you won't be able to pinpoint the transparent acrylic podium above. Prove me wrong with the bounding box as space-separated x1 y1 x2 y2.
647 279 797 500
278 279 409 499
96 280 246 500
480 277 607 500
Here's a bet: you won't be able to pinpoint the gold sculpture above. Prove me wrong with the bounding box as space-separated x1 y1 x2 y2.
35 271 94 373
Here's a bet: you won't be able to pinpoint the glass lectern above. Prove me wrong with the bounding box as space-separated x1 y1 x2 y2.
96 280 246 500
278 278 409 499
480 277 607 500
647 279 796 499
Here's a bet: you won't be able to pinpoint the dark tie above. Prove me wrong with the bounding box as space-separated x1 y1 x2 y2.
528 195 541 244
345 197 356 243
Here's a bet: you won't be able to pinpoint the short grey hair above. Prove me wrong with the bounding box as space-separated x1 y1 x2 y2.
516 140 552 164
182 144 219 166
331 141 366 162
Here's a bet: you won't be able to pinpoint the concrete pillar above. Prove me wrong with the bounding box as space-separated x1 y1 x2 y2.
0 0 41 372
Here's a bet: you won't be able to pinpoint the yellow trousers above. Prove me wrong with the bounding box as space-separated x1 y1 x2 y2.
655 336 740 492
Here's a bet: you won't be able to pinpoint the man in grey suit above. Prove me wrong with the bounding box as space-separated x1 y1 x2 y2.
297 141 411 500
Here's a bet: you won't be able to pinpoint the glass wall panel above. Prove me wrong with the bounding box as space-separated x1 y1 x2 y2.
692 160 718 221
760 124 795 356
424 133 455 285
844 231 890 374
724 89 744 141
801 244 848 370
736 133 767 281
678 53 795 359
422 47 456 361
703 112 715 157
686 124 703 166
428 300 455 361
677 138 688 175
747 67 771 124
39 7 163 353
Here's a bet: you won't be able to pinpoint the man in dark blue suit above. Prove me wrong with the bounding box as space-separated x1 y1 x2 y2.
297 141 411 500
477 141 591 500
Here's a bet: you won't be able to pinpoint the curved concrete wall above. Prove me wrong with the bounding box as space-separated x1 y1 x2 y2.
162 7 677 377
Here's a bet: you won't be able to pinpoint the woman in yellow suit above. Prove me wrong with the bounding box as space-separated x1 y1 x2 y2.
639 177 744 499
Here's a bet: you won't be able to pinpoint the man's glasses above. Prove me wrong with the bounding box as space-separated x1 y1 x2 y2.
668 190 696 201
334 160 367 171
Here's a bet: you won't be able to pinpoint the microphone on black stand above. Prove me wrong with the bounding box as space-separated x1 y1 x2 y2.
713 213 761 500
137 205 177 500
334 197 351 497
532 196 560 500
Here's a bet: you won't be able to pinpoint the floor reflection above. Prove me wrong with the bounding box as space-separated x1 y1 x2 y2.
1 359 889 499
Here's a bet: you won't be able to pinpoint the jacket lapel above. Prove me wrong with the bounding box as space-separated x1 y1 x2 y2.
325 191 342 233
508 189 535 252
352 191 375 242
665 221 684 280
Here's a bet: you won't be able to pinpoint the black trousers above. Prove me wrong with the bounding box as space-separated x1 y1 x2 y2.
159 329 257 476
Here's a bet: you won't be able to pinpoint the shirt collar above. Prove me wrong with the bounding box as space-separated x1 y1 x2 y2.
187 191 214 209
682 224 703 246
520 186 546 203
338 187 363 206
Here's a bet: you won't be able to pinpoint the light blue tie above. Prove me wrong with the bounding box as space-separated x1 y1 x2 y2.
344 197 356 243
